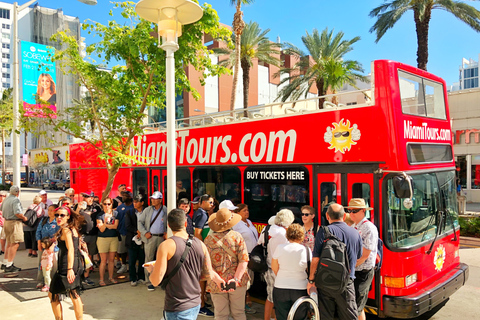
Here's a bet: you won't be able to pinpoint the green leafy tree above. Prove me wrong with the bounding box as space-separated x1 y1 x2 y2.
277 28 366 108
25 1 230 200
0 88 13 185
229 0 255 110
370 0 480 71
215 21 281 110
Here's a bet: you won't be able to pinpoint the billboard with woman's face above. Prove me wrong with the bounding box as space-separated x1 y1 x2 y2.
21 41 57 118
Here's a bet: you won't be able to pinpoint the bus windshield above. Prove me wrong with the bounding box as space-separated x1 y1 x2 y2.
386 170 459 249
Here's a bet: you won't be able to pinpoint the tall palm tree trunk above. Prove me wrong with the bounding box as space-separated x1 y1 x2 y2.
241 58 250 115
317 78 326 109
1 129 5 186
414 8 432 71
230 1 245 111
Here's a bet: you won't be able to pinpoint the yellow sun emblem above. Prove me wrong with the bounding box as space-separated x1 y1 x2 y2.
324 119 361 154
434 244 446 272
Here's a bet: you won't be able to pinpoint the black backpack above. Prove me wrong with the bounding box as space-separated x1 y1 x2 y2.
23 206 40 228
248 225 271 273
314 226 350 295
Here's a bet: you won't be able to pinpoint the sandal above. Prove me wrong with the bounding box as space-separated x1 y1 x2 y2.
99 280 106 286
109 278 118 284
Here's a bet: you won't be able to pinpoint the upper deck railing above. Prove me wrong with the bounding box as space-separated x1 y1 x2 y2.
141 88 374 133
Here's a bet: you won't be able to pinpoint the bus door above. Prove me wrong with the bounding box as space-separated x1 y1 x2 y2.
314 171 344 227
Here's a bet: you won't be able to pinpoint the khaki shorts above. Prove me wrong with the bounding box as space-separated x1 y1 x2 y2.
4 220 24 244
97 237 118 254
117 235 127 254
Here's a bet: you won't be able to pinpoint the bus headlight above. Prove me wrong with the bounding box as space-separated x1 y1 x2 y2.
385 273 417 288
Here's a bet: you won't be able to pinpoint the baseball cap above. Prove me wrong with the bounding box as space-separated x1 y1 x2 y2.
150 191 163 199
219 200 238 211
39 190 47 195
192 196 201 204
81 191 95 197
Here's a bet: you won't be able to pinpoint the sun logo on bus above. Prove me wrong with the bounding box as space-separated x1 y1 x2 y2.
324 119 361 154
434 244 446 272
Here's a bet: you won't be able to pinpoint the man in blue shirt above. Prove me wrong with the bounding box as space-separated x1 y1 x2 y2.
116 190 135 274
192 194 213 241
307 203 363 320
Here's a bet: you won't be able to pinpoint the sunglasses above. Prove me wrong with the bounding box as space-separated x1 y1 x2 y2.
301 213 312 217
55 213 68 218
334 131 350 138
103 203 112 206
347 209 362 213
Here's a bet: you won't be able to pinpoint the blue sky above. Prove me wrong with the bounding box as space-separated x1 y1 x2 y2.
8 0 480 86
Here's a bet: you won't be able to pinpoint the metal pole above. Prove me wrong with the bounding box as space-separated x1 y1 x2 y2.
162 44 178 231
12 2 20 187
12 0 36 188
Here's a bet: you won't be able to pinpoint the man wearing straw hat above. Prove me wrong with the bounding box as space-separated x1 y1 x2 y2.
346 198 378 320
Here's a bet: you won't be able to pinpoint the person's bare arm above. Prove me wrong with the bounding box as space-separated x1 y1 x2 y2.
105 219 119 230
194 228 203 241
271 258 279 276
97 219 106 233
356 248 371 267
148 239 175 287
307 257 320 294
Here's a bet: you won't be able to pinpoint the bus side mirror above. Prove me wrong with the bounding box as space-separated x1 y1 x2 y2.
393 174 414 209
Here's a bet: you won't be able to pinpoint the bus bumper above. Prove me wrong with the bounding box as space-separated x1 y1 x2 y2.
383 263 469 319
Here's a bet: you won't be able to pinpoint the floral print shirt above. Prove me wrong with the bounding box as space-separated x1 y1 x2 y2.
302 226 315 251
204 229 250 293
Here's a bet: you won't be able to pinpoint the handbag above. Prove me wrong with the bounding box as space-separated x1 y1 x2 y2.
248 225 271 273
159 234 194 290
23 205 40 228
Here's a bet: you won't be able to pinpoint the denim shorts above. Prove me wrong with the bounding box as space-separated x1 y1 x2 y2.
165 304 200 320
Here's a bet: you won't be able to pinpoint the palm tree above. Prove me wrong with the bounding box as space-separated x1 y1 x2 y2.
370 0 480 71
216 21 281 110
229 0 255 110
277 28 367 108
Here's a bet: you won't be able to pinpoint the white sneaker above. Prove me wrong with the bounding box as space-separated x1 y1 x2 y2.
130 281 137 286
115 261 122 269
117 264 128 274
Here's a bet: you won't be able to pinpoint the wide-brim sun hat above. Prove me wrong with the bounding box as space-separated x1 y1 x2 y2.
208 208 242 233
346 198 373 210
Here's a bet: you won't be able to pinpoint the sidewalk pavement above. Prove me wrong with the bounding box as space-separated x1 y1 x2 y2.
0 251 265 320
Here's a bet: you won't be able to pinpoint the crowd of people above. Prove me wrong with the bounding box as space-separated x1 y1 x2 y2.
0 184 379 320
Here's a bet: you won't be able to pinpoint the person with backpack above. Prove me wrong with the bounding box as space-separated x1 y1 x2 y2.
258 209 295 320
23 196 45 258
145 209 225 320
347 198 379 320
307 203 362 320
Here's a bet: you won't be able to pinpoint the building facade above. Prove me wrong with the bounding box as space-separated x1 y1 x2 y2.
449 88 480 202
0 2 81 183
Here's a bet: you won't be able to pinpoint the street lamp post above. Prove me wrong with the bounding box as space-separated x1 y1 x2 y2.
12 0 36 188
135 0 203 217
12 0 96 188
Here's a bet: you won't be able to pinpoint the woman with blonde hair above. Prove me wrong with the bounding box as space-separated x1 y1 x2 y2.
49 206 85 320
36 73 56 105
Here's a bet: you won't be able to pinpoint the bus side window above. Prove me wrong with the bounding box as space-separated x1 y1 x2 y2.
133 169 148 202
320 182 337 226
192 167 241 204
352 183 371 220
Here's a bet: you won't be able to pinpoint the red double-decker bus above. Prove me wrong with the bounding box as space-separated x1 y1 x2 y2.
70 60 468 318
